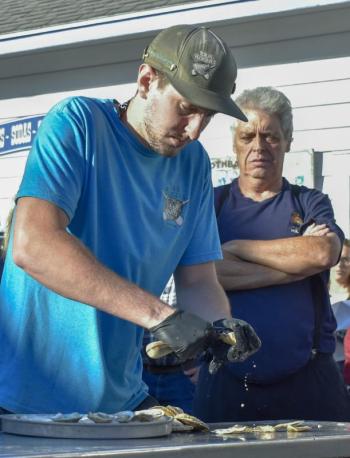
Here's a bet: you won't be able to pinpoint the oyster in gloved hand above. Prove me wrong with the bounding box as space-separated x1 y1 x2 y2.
206 318 262 374
146 311 261 375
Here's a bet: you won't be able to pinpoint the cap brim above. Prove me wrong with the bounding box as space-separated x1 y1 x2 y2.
169 77 248 122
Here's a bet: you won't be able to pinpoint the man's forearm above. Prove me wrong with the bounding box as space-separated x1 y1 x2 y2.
14 222 173 329
174 264 231 322
223 234 340 276
216 254 305 290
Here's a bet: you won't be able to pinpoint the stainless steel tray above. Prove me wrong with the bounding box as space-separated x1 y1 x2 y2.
0 414 173 439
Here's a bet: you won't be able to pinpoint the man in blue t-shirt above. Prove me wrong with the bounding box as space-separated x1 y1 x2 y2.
194 86 350 422
0 25 260 415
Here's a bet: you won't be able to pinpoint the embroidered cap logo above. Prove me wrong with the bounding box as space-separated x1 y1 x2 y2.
191 50 217 80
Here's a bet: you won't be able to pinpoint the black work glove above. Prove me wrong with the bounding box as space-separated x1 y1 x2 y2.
149 310 211 362
206 318 262 374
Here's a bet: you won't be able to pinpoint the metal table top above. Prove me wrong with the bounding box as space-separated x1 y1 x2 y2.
1 421 350 458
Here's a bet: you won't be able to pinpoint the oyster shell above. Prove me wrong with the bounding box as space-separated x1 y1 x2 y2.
51 412 83 423
113 410 134 423
214 425 248 435
134 405 207 432
213 420 312 435
78 415 95 424
174 413 209 432
274 420 311 432
152 405 184 417
171 418 194 432
254 425 276 433
145 341 173 358
133 408 165 422
87 412 114 423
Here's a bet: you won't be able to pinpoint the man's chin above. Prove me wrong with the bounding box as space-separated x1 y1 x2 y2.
157 145 183 158
250 170 270 179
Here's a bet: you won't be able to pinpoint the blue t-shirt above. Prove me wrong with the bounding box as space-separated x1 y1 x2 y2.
215 178 343 383
0 97 222 413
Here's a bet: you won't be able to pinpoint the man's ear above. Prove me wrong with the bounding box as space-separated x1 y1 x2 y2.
137 64 157 99
286 138 293 152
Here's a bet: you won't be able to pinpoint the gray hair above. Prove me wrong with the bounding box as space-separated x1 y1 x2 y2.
232 86 293 143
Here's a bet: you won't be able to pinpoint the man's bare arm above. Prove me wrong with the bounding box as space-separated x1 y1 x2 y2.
174 262 231 322
223 231 341 276
13 197 174 329
216 252 305 291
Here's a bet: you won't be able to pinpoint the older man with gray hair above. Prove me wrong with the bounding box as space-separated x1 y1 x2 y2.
194 86 350 422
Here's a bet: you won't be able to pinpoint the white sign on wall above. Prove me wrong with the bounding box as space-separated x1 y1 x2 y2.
210 156 238 187
283 150 315 188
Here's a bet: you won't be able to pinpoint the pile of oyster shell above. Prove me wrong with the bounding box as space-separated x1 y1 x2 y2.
213 420 312 436
51 405 209 432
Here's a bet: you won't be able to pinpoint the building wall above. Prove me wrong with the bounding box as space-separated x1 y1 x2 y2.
1 54 349 234
1 2 350 233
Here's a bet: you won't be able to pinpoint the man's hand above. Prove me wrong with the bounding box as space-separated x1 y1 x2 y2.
149 310 211 361
206 318 261 374
149 311 261 373
303 222 330 237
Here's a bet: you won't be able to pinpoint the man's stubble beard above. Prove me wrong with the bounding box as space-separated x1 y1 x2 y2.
143 104 179 158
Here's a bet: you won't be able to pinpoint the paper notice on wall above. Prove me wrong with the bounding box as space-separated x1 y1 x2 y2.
283 150 314 188
211 157 238 187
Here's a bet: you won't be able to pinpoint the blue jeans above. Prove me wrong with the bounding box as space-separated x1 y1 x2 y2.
143 369 195 414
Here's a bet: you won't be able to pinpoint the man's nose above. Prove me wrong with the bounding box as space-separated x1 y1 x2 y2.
252 134 265 151
185 114 207 141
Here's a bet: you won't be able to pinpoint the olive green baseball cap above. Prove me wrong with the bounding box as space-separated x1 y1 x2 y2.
143 24 247 121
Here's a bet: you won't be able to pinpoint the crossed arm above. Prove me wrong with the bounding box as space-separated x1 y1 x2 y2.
216 223 341 291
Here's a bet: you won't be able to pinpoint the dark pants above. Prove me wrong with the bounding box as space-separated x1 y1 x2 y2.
194 353 350 422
